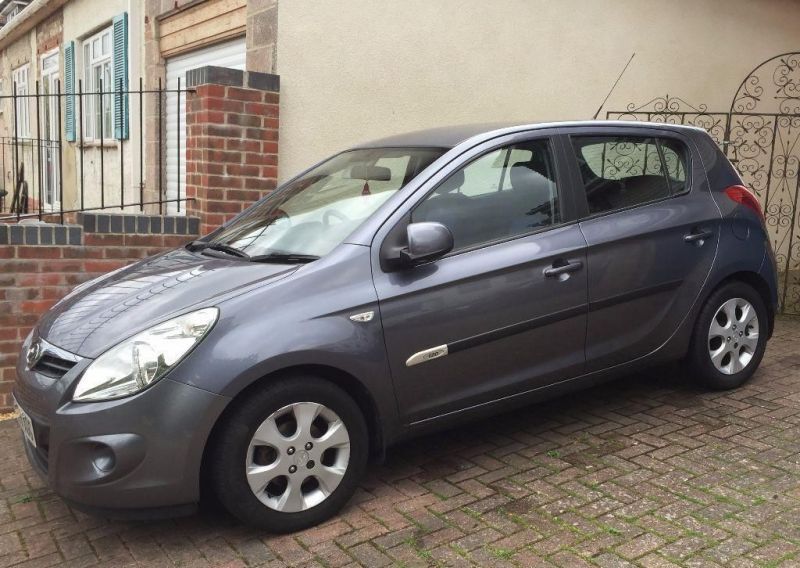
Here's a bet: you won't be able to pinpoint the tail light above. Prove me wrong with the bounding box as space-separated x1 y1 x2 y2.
725 185 764 222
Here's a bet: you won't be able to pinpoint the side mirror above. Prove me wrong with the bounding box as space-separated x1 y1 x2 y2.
400 222 454 266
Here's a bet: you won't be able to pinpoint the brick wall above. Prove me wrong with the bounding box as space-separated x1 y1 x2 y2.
0 213 200 411
185 66 280 235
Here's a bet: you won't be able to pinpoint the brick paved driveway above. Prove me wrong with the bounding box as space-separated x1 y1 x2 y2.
1 318 799 567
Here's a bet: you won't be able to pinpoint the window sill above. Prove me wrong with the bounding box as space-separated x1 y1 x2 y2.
76 139 121 149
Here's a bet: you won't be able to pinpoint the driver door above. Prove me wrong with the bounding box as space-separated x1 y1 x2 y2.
372 133 589 424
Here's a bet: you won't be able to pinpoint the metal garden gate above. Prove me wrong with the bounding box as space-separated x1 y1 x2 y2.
607 52 800 315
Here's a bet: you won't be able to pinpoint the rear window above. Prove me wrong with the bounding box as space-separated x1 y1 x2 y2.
572 136 688 215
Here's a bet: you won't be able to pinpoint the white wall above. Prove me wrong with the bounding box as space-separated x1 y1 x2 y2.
276 0 800 180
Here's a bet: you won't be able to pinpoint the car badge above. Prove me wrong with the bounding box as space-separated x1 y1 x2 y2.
406 344 449 367
26 340 43 370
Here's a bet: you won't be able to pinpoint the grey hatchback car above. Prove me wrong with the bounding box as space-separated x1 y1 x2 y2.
14 121 777 532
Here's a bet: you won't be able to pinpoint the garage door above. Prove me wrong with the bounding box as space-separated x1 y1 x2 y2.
165 37 246 215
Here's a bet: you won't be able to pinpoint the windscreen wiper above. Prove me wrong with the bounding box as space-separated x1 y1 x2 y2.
186 240 250 259
249 252 320 264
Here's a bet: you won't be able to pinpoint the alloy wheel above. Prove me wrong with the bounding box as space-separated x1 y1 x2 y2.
246 402 351 512
707 297 759 375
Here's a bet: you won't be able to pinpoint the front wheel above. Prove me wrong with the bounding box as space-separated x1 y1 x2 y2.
687 281 768 390
208 376 369 532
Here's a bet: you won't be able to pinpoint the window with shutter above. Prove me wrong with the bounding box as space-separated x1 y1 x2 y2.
82 27 113 140
64 41 75 142
112 12 128 140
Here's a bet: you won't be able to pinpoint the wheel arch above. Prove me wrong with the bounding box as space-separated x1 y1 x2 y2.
707 270 775 338
199 364 386 499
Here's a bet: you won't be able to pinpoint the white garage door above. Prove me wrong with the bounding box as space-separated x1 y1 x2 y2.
165 37 246 215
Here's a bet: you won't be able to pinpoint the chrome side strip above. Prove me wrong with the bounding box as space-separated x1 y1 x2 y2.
405 344 448 367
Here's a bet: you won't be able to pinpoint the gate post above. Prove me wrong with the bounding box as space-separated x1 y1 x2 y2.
185 66 279 235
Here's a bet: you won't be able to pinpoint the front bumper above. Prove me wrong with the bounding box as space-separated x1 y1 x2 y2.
13 343 230 512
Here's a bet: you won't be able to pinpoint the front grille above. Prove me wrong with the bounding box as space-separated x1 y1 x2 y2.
26 337 82 379
32 354 77 379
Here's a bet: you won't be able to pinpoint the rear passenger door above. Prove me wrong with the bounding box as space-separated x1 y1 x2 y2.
563 127 721 370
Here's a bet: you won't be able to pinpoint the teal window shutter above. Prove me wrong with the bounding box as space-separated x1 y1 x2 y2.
112 12 129 140
64 41 75 142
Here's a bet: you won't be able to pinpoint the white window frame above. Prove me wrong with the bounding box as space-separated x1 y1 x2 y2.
82 26 114 141
40 48 61 210
41 49 59 76
12 64 30 138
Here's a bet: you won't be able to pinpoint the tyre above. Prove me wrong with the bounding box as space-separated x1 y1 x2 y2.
687 281 768 390
209 376 368 532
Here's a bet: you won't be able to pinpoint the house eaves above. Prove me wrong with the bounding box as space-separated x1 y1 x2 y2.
0 0 68 52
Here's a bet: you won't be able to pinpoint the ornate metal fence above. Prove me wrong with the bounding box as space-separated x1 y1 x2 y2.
607 53 800 315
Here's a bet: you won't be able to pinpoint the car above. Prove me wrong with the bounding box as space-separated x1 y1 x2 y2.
14 121 777 532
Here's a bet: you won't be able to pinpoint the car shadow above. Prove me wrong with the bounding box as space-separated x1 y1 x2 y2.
383 361 703 465
25 362 712 538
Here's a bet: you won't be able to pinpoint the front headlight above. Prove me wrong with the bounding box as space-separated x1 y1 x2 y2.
73 307 219 402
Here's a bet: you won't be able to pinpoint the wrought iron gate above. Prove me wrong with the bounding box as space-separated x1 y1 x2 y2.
607 52 800 315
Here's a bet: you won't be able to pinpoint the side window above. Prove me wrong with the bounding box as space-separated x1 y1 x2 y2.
572 136 687 215
413 139 559 251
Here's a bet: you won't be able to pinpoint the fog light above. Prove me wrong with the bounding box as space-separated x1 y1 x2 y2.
91 444 116 473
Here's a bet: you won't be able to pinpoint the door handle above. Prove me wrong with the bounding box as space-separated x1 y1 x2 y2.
544 260 583 278
684 229 714 243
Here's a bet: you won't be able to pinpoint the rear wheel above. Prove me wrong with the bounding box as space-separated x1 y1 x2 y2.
209 376 368 532
688 281 768 390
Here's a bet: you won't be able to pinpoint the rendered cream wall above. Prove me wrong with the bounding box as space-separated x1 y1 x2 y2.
61 0 144 210
276 0 800 180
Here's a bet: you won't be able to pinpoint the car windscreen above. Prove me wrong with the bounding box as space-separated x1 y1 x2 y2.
205 147 445 259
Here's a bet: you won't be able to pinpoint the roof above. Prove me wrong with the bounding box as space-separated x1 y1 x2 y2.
354 123 520 149
355 120 706 149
